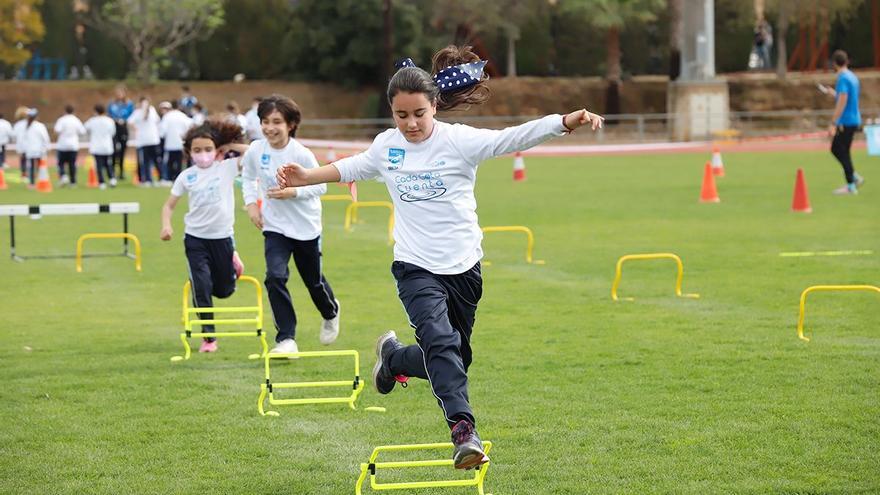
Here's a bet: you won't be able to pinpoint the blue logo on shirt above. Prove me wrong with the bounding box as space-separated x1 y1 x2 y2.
260 154 270 167
186 173 197 183
387 148 405 170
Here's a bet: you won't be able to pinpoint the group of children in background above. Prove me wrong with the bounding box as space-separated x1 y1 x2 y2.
0 84 262 190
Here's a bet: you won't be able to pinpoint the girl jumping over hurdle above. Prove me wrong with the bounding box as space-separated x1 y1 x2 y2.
160 119 249 353
275 45 603 469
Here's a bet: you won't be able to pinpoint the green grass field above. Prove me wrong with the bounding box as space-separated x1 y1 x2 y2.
1 150 877 494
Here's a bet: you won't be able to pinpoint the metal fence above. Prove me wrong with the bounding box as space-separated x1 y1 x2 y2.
298 108 880 144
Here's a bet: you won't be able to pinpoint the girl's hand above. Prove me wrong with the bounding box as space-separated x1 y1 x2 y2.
276 163 309 188
246 203 263 230
266 187 298 200
160 227 173 241
564 109 604 131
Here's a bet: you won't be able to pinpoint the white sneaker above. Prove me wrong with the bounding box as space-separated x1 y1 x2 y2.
109 178 118 187
319 299 341 345
99 183 107 190
60 174 70 186
269 338 299 359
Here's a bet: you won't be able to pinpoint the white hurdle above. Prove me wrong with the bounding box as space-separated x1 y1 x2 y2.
0 202 140 262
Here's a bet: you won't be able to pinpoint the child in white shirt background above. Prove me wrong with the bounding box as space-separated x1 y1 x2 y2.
53 105 86 186
84 104 118 189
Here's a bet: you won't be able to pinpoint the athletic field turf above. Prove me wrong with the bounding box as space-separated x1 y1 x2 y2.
1 150 877 494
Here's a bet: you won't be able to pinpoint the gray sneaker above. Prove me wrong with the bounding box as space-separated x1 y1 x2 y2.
372 331 405 394
451 420 489 470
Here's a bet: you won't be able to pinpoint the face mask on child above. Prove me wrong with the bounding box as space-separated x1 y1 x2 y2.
191 152 216 169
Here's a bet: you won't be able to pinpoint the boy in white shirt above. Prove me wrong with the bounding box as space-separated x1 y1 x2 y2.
241 95 340 355
161 120 248 353
127 97 162 186
159 100 194 181
23 109 50 187
276 46 604 470
54 105 86 186
12 106 30 178
84 104 117 189
0 113 13 169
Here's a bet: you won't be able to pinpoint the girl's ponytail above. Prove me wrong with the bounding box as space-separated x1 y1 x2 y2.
431 45 490 111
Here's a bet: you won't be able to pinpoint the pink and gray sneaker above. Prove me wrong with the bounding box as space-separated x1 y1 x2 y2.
199 339 218 353
232 251 244 279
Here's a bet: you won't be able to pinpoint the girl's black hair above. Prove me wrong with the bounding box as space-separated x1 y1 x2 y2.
182 118 244 160
257 94 301 138
387 45 490 111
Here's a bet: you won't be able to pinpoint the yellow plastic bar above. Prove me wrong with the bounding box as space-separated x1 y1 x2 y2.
343 201 394 245
76 233 142 272
323 194 353 202
173 275 266 361
259 349 364 416
356 441 493 495
611 253 700 301
481 226 542 264
797 285 880 341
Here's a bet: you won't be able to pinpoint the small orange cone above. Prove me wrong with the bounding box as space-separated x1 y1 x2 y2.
256 198 263 210
87 163 99 188
0 168 7 190
512 152 526 181
699 163 719 203
791 168 812 213
711 147 725 177
326 146 337 164
35 159 53 193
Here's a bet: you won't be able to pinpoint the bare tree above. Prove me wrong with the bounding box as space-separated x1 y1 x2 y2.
84 0 224 82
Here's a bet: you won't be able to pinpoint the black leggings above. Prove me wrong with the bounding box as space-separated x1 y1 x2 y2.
94 154 114 183
831 126 858 184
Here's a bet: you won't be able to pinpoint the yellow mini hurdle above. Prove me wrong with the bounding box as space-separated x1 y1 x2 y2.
344 201 394 245
258 349 365 416
797 285 880 341
170 275 267 361
356 442 493 495
76 233 142 272
323 194 354 202
611 253 700 301
481 225 544 264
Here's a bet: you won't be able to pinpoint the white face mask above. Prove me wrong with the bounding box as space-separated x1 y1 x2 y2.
191 152 215 169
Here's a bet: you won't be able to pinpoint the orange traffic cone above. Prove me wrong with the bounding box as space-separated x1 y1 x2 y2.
0 168 7 190
512 152 526 181
326 146 337 164
791 168 812 213
711 147 725 177
35 159 53 193
87 163 99 188
699 163 719 203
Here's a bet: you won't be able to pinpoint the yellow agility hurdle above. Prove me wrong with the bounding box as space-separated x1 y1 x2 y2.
76 233 142 272
171 275 267 361
797 285 880 341
611 253 700 301
344 201 394 245
481 225 544 264
356 442 493 495
323 194 354 202
258 349 365 416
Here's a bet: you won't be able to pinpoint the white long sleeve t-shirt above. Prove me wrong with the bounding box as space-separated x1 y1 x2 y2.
334 114 567 274
0 119 13 146
127 106 161 147
241 138 327 241
84 115 116 156
170 158 239 239
23 122 51 159
54 114 86 151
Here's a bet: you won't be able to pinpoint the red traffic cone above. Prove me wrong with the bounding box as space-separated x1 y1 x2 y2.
87 162 99 188
0 167 7 190
791 168 812 213
512 152 526 181
700 163 720 203
711 147 725 177
35 159 53 193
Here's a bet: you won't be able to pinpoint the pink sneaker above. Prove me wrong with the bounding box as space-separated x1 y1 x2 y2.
199 340 218 353
232 251 244 279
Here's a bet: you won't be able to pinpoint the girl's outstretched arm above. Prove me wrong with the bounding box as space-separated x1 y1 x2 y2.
563 109 604 131
160 194 180 241
276 163 341 188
